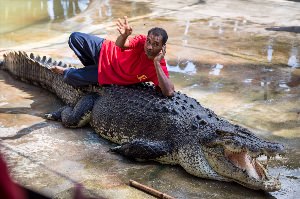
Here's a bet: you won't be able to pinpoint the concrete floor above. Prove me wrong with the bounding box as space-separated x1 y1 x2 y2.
0 0 300 198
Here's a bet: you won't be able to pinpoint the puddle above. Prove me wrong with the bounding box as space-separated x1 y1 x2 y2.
209 63 224 76
288 45 299 68
0 0 90 34
167 60 197 75
0 0 300 198
0 0 152 48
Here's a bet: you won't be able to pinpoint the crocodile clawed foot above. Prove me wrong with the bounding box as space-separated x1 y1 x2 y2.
44 113 60 121
109 146 121 153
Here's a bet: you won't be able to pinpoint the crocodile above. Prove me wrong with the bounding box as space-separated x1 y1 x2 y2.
1 51 285 192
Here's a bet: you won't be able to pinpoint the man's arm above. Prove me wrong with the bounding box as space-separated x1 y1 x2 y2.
115 16 132 49
154 45 175 97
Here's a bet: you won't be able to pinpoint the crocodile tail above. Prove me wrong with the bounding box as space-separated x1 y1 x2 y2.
2 51 83 105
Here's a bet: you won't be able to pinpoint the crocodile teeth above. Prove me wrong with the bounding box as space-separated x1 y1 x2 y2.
276 173 280 180
261 161 268 169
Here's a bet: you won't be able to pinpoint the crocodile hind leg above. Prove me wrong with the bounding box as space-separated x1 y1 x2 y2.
45 94 98 128
45 107 65 121
110 140 173 161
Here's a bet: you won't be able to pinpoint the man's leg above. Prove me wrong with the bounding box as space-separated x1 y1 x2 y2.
63 64 99 87
68 32 105 66
51 32 104 86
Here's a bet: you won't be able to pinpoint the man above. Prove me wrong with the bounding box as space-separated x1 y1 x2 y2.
51 16 174 97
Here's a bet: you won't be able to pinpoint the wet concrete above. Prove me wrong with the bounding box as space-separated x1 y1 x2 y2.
0 0 300 198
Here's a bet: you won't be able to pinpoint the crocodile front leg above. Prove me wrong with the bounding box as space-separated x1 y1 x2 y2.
110 140 173 161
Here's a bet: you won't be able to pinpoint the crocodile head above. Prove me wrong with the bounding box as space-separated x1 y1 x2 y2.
178 122 285 192
206 125 285 191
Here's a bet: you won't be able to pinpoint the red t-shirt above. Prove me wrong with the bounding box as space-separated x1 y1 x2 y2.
98 34 169 86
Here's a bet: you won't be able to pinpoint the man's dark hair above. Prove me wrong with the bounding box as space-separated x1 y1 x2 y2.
148 27 168 45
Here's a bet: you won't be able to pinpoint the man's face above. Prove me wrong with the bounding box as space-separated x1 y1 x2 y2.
144 33 164 59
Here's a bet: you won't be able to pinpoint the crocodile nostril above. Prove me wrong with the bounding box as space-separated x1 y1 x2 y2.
199 119 207 125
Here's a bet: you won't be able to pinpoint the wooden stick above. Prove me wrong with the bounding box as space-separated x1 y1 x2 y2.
129 180 175 199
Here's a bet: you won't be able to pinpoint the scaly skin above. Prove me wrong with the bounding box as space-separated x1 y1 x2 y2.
2 51 285 191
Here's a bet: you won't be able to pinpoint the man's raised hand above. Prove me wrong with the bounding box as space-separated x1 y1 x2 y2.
116 16 133 37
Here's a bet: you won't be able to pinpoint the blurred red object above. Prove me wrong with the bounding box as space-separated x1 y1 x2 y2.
0 153 105 199
0 154 26 199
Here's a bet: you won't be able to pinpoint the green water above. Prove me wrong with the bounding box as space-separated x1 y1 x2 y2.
0 0 300 198
0 0 90 34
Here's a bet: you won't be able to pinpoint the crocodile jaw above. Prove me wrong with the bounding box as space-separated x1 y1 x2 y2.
202 146 281 192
